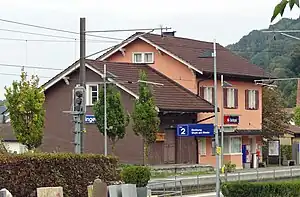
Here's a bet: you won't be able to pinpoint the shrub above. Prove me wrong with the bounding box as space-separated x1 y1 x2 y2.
224 161 236 173
281 145 292 160
120 165 151 187
0 153 119 197
221 180 300 197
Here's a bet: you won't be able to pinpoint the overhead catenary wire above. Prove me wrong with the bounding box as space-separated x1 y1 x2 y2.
0 18 123 41
86 27 171 33
0 63 63 71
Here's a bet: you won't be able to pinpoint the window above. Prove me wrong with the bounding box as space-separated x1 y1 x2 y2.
144 52 154 63
231 137 242 153
86 84 99 105
211 136 241 155
224 88 238 108
204 87 213 103
246 90 259 110
132 52 154 63
133 53 143 63
198 138 206 156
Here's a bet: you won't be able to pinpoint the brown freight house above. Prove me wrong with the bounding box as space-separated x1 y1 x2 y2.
42 60 215 165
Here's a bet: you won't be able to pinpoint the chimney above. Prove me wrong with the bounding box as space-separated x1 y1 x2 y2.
297 79 300 106
162 31 176 37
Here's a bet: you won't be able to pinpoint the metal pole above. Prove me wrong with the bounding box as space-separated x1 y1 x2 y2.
213 39 220 197
104 63 108 156
79 17 86 154
221 75 224 168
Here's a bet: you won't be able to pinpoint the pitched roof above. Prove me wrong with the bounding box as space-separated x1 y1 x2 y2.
98 32 269 79
287 125 300 134
86 60 215 112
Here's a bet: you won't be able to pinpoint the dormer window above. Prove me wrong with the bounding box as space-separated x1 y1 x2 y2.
132 52 154 64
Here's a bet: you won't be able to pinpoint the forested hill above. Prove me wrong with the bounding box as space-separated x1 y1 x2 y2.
227 17 300 107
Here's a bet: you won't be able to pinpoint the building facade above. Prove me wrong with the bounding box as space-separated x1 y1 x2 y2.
98 32 269 168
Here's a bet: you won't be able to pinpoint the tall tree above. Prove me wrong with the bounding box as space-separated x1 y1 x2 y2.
132 70 160 165
262 87 290 137
294 106 300 126
93 84 129 155
4 72 45 150
272 0 299 22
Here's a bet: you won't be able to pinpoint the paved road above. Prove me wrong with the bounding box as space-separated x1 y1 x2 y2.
148 166 300 190
180 192 223 197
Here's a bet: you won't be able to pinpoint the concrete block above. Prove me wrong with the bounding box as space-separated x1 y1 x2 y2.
92 179 107 197
87 185 93 197
0 189 12 197
36 187 63 197
121 184 137 197
108 185 122 197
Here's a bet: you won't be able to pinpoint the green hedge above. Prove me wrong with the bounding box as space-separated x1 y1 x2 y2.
0 153 119 197
281 145 292 160
121 165 151 187
221 180 300 197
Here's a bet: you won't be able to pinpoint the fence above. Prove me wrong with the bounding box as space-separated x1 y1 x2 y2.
147 166 300 196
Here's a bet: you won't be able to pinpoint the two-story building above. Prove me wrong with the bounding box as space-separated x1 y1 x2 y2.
97 31 270 168
41 60 216 165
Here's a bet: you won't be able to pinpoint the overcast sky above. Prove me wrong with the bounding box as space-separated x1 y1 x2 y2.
0 0 299 99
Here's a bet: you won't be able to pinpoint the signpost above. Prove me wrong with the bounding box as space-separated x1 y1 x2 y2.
176 124 214 137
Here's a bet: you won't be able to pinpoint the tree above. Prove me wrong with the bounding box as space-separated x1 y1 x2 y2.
262 87 290 137
294 106 300 126
131 70 160 165
272 0 300 22
93 84 129 155
4 72 45 150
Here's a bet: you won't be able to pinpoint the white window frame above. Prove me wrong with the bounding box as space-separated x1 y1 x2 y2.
212 136 242 155
198 138 206 156
204 87 213 103
86 84 99 106
227 88 235 108
248 90 256 109
132 52 154 64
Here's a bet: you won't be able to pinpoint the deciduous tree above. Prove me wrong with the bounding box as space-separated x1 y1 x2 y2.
4 72 45 150
93 84 129 155
262 87 290 137
132 70 160 165
272 0 300 22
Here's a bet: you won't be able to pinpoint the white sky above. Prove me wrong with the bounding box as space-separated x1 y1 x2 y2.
0 0 299 99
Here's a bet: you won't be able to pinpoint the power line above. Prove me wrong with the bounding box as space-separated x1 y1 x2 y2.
0 28 76 40
0 72 51 78
0 18 123 41
86 27 171 33
0 37 119 43
0 63 63 71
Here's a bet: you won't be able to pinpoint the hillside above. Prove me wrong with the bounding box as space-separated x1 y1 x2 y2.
227 17 300 107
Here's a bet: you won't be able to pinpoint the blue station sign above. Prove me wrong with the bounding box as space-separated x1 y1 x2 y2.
85 115 96 124
176 124 214 137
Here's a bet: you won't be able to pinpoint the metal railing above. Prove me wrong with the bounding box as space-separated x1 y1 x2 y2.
147 166 300 196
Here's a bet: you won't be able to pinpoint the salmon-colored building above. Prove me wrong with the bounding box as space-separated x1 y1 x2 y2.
98 31 270 168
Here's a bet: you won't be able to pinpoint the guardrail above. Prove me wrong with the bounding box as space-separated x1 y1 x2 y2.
147 166 300 195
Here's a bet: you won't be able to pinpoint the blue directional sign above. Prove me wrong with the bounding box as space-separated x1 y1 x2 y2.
176 124 214 137
85 115 96 124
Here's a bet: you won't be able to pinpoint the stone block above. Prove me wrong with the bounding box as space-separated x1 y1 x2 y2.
87 185 93 197
108 185 122 197
92 179 107 197
0 189 12 197
121 184 137 197
36 187 63 197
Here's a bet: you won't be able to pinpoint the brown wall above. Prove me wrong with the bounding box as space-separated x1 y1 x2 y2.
43 67 199 165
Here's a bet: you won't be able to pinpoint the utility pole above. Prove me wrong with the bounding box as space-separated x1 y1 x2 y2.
79 17 86 153
220 75 224 168
213 39 220 197
103 64 108 156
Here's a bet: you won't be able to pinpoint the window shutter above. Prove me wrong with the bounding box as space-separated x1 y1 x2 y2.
199 87 204 98
234 89 238 108
255 90 259 110
223 88 228 108
212 87 215 105
245 90 249 110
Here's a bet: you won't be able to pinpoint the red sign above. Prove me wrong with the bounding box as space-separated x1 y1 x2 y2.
224 115 239 124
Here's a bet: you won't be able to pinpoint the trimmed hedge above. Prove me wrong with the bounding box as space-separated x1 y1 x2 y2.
0 153 119 197
121 165 151 187
221 180 300 197
281 145 292 160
